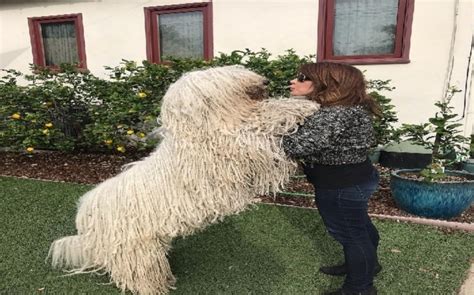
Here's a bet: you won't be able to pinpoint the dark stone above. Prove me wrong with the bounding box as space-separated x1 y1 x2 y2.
379 151 432 169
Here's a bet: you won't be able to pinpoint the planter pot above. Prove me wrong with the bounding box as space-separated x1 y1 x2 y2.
391 169 474 219
379 141 432 169
462 159 474 174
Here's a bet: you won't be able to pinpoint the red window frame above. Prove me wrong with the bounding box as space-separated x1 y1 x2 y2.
317 0 414 64
28 13 87 69
144 2 213 63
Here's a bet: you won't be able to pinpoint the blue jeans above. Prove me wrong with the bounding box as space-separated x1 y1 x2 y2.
314 170 380 292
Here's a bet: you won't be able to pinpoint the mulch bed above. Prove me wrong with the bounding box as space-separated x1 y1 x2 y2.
1 151 472 224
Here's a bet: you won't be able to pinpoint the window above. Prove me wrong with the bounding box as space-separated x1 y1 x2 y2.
144 3 213 63
317 0 414 64
28 13 87 69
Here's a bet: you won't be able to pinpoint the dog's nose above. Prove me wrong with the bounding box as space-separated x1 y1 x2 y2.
262 79 270 86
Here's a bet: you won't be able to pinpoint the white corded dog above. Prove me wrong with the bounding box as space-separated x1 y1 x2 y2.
48 65 319 294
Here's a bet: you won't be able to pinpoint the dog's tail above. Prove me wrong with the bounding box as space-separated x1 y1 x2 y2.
47 235 94 272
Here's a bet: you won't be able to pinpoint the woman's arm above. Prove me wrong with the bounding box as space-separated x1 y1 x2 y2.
282 109 342 158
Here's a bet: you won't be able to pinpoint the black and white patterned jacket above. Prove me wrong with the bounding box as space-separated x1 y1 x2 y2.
282 105 376 165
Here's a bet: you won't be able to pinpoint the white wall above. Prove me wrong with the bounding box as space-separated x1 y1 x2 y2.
213 0 319 57
0 0 472 133
0 0 207 76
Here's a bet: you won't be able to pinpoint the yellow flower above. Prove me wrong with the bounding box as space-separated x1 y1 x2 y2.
42 129 49 135
11 113 21 120
104 139 113 145
45 122 53 128
127 130 134 135
138 92 147 98
138 132 146 138
116 146 125 153
26 147 34 153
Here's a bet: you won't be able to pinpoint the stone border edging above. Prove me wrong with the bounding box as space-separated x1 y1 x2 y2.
369 213 474 232
261 202 474 232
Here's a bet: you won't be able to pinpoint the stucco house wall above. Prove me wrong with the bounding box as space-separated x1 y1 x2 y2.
0 0 472 134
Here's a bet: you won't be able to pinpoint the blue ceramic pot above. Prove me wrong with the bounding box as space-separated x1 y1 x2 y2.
390 169 474 219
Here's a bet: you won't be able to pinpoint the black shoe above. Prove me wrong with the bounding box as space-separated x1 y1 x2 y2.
323 286 377 295
319 263 347 276
319 262 382 277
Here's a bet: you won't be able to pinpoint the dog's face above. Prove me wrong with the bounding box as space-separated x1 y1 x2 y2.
245 78 269 101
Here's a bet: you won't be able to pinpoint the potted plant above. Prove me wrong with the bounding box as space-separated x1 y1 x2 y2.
367 79 400 163
390 87 474 219
367 80 434 168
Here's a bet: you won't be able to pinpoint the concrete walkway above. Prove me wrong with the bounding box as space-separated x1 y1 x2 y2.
459 262 474 295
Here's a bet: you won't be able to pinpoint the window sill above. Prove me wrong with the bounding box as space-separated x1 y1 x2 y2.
32 65 89 74
318 57 410 65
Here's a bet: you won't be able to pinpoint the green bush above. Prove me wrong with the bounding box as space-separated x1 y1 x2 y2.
366 79 399 146
213 49 314 97
1 49 396 154
81 60 171 153
0 65 93 152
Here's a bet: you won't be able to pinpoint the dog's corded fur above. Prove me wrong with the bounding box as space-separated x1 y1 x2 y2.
48 66 319 294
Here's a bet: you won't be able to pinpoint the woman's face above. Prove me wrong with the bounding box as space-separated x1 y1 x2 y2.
290 73 314 96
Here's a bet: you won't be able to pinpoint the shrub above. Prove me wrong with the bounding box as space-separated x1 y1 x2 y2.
0 49 314 154
1 49 400 155
0 65 93 152
213 48 315 97
81 60 170 153
366 79 400 146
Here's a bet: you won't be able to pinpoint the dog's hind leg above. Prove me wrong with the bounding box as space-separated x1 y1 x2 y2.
109 237 176 295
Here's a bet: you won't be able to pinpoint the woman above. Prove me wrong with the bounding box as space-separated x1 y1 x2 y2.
282 62 381 295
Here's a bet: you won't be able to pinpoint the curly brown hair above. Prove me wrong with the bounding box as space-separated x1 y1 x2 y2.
299 62 381 117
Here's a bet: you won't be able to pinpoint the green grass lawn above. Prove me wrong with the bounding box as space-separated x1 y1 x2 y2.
0 176 472 294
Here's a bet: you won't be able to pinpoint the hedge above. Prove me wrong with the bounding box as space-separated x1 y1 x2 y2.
0 49 396 154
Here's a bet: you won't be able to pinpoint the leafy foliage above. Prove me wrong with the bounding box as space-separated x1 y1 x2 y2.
399 87 470 181
1 49 398 154
213 48 315 97
0 49 314 154
366 79 399 146
0 65 93 152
